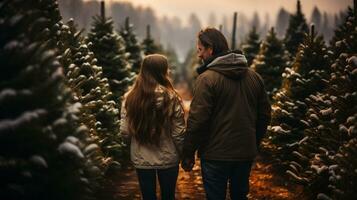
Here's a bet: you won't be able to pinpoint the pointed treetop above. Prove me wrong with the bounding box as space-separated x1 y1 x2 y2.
231 12 238 50
100 1 105 19
310 24 315 36
310 23 315 43
146 25 151 39
297 0 302 14
125 17 130 29
353 0 357 20
312 6 318 12
252 26 257 32
268 27 278 40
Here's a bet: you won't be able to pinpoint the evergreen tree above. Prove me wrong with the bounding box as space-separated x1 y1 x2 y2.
263 25 331 171
182 48 200 91
330 8 357 60
86 2 133 105
242 26 261 66
251 12 261 32
0 1 103 199
325 8 357 198
276 8 290 38
279 7 357 199
310 6 322 31
321 12 333 42
288 54 356 200
333 125 357 199
119 17 143 74
251 27 288 98
261 13 271 41
164 45 182 83
284 0 309 58
142 25 162 55
57 19 124 169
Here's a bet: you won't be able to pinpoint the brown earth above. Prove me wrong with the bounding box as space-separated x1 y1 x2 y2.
110 155 306 200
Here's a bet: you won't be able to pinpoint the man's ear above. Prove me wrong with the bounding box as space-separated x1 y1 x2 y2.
208 47 213 56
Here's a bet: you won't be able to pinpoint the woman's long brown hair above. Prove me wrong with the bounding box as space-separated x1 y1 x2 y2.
125 54 179 146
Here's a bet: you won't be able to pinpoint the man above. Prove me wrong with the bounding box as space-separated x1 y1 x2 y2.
181 27 271 200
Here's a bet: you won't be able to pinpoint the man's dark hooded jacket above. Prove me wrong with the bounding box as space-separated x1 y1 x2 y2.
183 50 271 161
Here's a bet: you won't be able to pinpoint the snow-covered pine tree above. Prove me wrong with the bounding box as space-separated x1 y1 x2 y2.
332 117 357 199
284 0 309 59
330 7 357 60
291 54 357 200
120 17 143 74
276 8 290 38
0 1 104 199
57 19 124 169
284 6 357 198
251 27 288 98
142 24 163 55
263 24 331 173
86 1 133 106
242 26 261 66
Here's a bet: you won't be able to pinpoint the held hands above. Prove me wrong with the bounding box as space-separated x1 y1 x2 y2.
181 156 195 172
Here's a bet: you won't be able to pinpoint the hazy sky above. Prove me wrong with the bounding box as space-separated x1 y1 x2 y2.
106 0 353 25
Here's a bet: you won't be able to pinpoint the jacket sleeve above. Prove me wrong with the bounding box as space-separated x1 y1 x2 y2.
170 96 186 156
183 74 214 158
256 78 271 147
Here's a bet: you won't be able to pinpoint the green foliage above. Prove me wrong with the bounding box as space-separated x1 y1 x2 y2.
242 26 261 66
119 17 143 74
290 54 356 199
87 15 134 105
285 9 357 199
330 8 357 60
164 46 182 83
57 19 124 169
182 48 200 91
141 25 163 55
284 0 309 58
0 1 104 199
263 29 331 171
263 7 357 199
252 27 289 98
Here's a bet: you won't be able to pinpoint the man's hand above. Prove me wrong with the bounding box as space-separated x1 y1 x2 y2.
181 156 195 172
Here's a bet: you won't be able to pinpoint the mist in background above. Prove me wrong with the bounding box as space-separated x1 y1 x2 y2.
58 0 353 62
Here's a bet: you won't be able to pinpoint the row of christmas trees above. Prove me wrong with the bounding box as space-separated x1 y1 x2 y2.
184 0 314 91
238 0 356 199
242 0 308 98
0 0 169 199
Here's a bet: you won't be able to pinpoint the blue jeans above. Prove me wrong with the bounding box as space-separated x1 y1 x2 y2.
201 159 253 200
136 166 179 200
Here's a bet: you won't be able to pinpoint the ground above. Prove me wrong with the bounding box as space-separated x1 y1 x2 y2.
110 155 306 200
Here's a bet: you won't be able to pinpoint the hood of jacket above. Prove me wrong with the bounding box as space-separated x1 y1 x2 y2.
196 50 248 80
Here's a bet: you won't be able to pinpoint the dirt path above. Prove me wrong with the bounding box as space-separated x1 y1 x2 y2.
112 160 205 200
111 156 306 200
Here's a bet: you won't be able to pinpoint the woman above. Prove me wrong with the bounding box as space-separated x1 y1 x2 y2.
120 54 186 200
